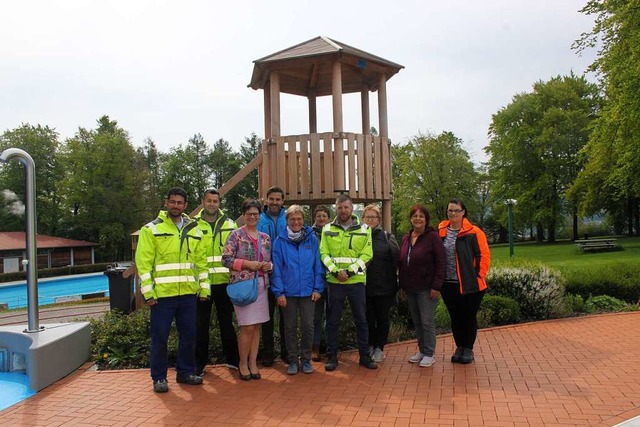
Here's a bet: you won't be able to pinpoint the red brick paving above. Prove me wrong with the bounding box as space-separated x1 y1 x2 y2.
1 312 639 426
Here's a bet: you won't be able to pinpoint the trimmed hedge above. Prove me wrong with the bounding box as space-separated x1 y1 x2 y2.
564 263 640 303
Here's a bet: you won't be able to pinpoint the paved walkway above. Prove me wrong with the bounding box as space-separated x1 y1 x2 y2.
1 312 639 426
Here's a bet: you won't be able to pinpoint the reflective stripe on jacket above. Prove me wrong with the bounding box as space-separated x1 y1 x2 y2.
194 209 237 285
437 218 490 294
135 210 210 300
319 215 373 285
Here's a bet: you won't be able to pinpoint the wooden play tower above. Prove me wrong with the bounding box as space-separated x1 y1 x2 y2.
220 36 403 230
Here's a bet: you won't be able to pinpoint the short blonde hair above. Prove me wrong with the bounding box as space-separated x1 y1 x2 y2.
286 204 305 219
362 204 381 219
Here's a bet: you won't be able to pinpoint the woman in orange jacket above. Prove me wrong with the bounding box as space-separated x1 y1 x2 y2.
438 198 490 364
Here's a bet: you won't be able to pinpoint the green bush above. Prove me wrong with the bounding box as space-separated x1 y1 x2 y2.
434 298 451 329
564 263 640 303
479 294 521 326
563 293 585 313
90 307 152 369
584 295 638 314
487 260 566 320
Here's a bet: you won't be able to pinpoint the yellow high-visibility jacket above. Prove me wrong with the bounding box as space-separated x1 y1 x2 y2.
319 215 373 285
136 210 210 300
194 209 237 285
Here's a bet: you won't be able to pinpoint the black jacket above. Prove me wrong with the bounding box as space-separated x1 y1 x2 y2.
365 226 400 297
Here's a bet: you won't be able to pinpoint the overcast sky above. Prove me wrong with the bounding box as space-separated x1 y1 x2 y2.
0 0 598 164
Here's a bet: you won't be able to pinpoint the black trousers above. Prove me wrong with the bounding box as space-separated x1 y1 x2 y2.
195 284 240 371
261 289 287 360
365 295 396 351
441 282 485 350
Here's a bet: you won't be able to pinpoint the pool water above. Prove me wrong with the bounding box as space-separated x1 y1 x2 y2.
0 371 35 411
0 273 109 309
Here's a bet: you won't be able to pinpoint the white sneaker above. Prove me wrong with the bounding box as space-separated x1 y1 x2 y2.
419 355 435 367
372 347 385 363
408 352 424 363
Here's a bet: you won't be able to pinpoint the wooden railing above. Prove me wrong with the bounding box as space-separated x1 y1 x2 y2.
258 132 392 204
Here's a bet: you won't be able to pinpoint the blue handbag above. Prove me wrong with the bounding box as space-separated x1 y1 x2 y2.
226 233 260 306
227 276 258 306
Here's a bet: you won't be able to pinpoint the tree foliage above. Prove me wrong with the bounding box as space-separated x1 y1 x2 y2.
59 116 149 260
0 124 63 235
392 131 479 235
486 74 599 242
572 0 640 235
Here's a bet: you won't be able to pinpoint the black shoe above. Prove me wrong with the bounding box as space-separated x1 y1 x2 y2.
238 367 251 381
359 354 378 370
451 347 464 363
325 354 338 372
153 379 168 393
249 369 261 380
459 348 475 364
261 355 274 367
176 374 203 385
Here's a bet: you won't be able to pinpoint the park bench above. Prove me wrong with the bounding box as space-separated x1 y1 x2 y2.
574 238 619 252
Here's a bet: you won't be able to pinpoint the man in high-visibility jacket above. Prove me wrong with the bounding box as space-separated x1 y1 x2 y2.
320 194 377 371
194 188 239 375
136 187 210 393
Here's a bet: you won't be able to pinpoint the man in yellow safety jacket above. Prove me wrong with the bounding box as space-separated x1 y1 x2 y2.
136 187 210 393
319 194 377 372
194 188 239 375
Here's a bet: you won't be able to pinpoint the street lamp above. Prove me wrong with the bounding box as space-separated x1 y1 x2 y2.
504 199 517 258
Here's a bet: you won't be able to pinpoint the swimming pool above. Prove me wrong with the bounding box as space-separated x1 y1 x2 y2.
0 273 109 309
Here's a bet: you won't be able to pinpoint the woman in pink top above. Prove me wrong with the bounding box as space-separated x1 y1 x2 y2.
222 199 272 381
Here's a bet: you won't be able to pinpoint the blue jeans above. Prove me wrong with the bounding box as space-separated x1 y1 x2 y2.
406 289 438 357
326 283 369 357
150 294 197 381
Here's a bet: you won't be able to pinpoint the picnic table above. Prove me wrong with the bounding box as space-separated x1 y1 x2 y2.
574 237 619 252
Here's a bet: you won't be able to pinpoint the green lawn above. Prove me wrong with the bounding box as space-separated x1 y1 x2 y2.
490 236 640 273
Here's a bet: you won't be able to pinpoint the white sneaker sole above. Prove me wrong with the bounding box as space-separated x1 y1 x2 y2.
419 360 435 368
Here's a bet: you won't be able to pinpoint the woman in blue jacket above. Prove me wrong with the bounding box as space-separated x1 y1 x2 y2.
271 205 325 375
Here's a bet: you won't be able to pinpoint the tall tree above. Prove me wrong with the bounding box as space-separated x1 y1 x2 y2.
59 116 148 261
0 124 62 235
159 133 212 204
136 137 163 221
486 75 599 242
392 131 479 236
572 0 640 235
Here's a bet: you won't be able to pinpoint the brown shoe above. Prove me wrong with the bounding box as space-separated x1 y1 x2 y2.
311 345 322 362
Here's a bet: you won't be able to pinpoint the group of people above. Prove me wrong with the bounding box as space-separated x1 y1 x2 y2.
135 186 490 393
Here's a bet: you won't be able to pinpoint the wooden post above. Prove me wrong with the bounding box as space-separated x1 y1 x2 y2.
332 60 345 194
361 85 370 135
378 73 388 138
332 61 343 133
264 81 271 139
378 73 391 231
270 71 281 138
309 90 317 134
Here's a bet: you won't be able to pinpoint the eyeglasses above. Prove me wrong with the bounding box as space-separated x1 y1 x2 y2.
364 216 379 220
447 209 463 214
244 212 260 217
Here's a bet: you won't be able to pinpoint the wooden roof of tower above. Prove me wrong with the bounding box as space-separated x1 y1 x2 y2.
248 36 404 97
